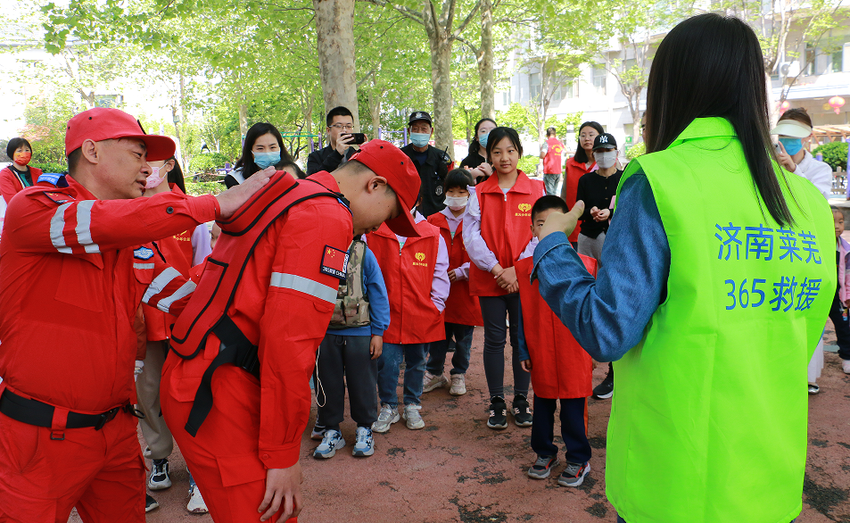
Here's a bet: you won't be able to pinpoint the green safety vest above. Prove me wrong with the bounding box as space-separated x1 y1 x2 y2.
609 118 834 522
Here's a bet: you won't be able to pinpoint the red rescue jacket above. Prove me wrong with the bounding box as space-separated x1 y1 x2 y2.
516 255 596 399
427 212 482 327
367 221 444 344
0 165 43 204
0 173 217 413
469 171 544 297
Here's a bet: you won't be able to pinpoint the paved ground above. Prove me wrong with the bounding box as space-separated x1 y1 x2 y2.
66 324 850 523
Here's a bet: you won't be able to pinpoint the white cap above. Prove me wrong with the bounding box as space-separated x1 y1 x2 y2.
770 119 812 138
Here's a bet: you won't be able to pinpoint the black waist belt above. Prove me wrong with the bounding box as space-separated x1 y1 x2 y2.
0 389 138 433
184 314 260 437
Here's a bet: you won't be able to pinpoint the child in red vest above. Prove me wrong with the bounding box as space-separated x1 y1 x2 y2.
367 206 450 432
518 195 596 488
464 127 545 430
423 169 483 396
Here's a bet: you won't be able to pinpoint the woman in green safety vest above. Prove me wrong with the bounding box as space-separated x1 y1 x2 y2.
531 13 834 523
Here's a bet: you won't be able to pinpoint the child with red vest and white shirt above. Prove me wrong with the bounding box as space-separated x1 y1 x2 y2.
464 127 545 430
367 205 450 432
423 169 483 396
518 195 596 488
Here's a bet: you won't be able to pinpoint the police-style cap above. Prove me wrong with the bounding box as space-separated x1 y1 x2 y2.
348 140 422 237
65 107 176 161
592 133 617 150
770 119 812 138
408 111 432 126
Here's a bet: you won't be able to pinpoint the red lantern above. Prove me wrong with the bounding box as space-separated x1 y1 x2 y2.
829 96 845 115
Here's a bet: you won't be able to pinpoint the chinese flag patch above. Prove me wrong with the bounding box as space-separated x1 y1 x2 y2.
320 245 348 280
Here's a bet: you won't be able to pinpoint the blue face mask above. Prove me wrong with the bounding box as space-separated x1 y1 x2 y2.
479 132 490 149
253 150 280 169
410 133 430 148
779 137 803 156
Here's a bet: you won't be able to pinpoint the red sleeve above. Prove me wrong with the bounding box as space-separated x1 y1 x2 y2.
140 244 196 319
0 168 22 204
4 189 220 255
256 199 353 469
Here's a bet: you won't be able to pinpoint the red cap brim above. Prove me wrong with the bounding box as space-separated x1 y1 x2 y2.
385 207 421 237
137 135 176 162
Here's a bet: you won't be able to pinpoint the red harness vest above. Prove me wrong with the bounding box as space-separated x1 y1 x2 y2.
427 212 482 326
469 171 544 296
367 221 444 344
169 172 345 435
515 256 596 399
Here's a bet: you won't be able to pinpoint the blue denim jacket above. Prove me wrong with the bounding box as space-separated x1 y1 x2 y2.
532 174 671 362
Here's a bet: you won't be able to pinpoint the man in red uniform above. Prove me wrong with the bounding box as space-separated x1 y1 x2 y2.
161 139 421 523
0 107 271 523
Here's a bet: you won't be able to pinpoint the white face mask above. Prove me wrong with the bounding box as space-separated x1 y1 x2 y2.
595 150 617 169
444 196 468 211
144 165 167 189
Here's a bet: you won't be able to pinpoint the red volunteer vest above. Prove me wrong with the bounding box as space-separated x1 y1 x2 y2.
367 221 444 344
469 171 545 297
515 255 596 399
427 212 482 327
563 157 595 243
543 137 564 175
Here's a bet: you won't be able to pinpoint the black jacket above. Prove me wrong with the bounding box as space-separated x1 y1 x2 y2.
400 144 452 217
307 145 356 175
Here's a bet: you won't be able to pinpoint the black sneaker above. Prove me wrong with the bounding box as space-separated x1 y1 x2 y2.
558 461 591 487
512 394 533 427
592 364 614 399
527 455 560 479
487 396 508 430
145 494 159 513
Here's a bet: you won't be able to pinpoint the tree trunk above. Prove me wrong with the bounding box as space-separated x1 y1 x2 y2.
427 29 455 160
367 88 382 139
478 0 495 119
313 0 360 130
238 102 248 143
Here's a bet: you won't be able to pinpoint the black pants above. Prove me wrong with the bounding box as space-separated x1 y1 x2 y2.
314 333 378 429
530 396 591 465
829 288 850 360
479 294 530 398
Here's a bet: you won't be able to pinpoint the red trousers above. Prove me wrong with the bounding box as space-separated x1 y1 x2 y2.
161 358 296 523
0 410 144 523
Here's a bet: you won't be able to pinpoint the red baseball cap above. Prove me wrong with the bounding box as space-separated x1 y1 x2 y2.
348 140 421 237
65 107 176 161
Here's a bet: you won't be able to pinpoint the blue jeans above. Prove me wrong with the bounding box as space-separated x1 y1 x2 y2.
426 323 474 376
377 343 428 408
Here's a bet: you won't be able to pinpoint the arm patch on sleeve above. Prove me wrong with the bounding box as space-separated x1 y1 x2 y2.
320 245 349 280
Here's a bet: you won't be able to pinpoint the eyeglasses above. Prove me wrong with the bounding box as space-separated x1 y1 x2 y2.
330 124 354 131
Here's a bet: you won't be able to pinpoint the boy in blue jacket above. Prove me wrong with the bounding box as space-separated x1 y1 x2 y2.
311 238 390 458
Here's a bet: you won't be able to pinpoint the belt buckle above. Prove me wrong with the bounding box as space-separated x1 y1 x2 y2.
94 407 120 431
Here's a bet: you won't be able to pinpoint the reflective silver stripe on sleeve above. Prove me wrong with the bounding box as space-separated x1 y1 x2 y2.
269 272 337 304
50 202 73 254
142 267 181 304
75 200 100 254
133 263 155 270
157 280 197 314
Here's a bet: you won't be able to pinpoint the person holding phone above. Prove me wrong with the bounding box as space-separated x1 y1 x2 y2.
307 106 362 175
401 111 453 217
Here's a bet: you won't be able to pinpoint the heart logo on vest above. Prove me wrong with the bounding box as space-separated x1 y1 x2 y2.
518 203 531 212
413 251 429 267
415 252 426 261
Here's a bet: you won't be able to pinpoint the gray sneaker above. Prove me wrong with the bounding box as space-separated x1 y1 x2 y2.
402 404 425 430
312 429 345 459
449 374 467 396
372 404 400 433
527 455 559 479
422 372 448 393
558 461 590 487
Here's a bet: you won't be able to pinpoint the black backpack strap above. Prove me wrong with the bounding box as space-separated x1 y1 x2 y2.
184 315 259 437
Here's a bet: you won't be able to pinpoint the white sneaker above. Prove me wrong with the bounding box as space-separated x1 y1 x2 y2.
403 404 425 430
148 459 172 490
312 429 346 459
372 404 400 433
449 374 467 396
422 371 448 393
842 359 850 374
186 485 208 514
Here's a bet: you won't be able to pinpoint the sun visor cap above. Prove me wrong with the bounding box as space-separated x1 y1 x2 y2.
65 107 176 161
770 119 812 138
349 140 421 237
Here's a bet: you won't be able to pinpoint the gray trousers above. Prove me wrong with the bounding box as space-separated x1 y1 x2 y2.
136 340 173 460
315 333 379 429
577 231 606 265
543 173 561 196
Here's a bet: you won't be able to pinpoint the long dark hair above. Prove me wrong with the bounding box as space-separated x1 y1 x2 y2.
164 156 186 193
573 121 604 164
468 118 497 157
646 13 793 226
233 122 293 179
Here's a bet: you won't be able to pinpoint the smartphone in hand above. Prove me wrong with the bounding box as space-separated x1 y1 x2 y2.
344 133 367 145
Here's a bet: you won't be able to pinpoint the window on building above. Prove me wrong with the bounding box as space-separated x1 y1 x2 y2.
592 65 606 95
529 72 541 101
501 90 511 106
564 77 577 98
